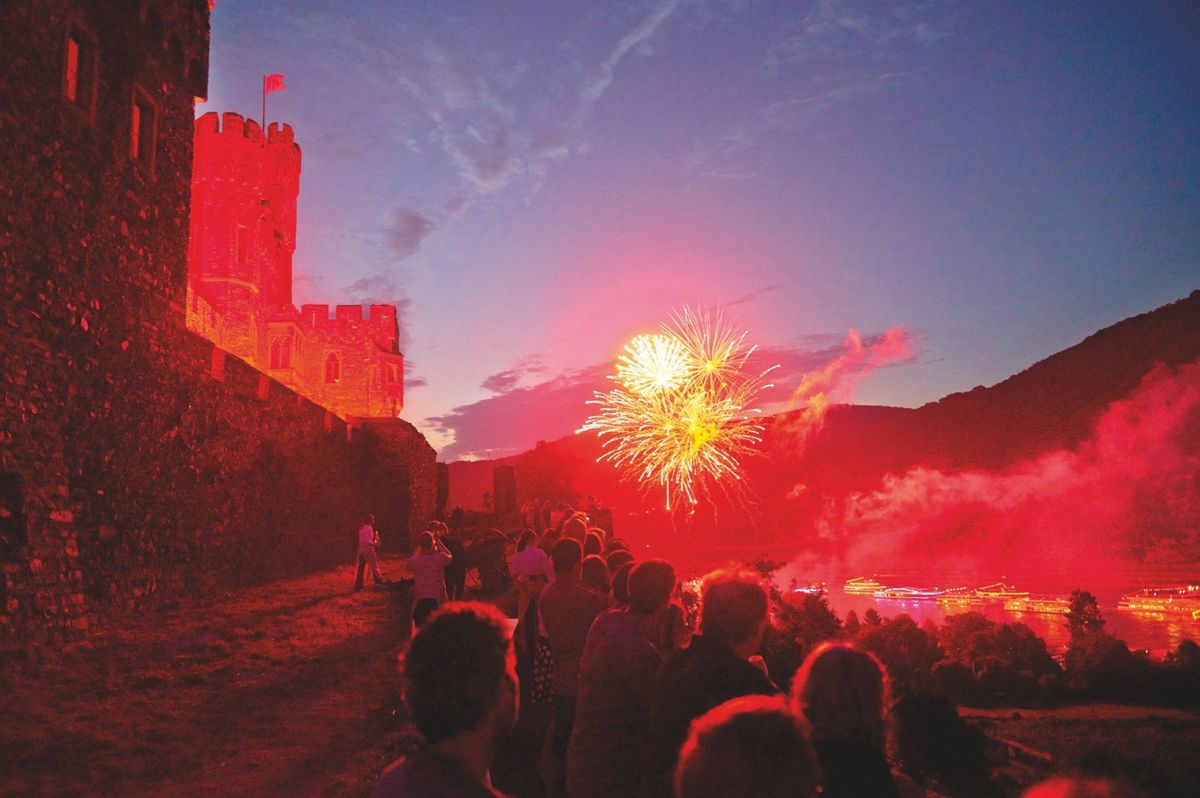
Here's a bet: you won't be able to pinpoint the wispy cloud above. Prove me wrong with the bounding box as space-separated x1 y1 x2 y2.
425 362 610 461
573 0 681 126
757 69 913 131
686 0 953 179
480 355 550 393
762 0 954 75
723 284 780 307
384 206 436 258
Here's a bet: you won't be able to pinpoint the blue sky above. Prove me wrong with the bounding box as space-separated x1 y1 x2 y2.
203 1 1200 460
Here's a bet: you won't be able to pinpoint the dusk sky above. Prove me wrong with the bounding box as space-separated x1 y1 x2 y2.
203 1 1200 461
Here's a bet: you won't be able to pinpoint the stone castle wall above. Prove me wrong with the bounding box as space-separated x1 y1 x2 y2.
0 0 434 647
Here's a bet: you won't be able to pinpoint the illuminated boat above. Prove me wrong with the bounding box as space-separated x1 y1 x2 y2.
1117 585 1200 615
1003 595 1071 614
936 586 982 607
873 586 945 601
974 582 1029 601
789 582 826 597
844 577 886 594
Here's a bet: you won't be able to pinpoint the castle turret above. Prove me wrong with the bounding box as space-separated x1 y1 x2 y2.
188 111 301 360
264 122 301 306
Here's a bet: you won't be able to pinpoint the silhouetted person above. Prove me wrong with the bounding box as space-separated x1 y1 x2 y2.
373 602 518 797
561 512 588 543
408 530 453 628
580 554 611 598
437 521 468 600
354 513 385 591
675 695 819 798
791 641 921 798
645 567 777 798
567 559 677 798
606 548 635 575
537 537 608 798
509 529 551 698
611 560 636 609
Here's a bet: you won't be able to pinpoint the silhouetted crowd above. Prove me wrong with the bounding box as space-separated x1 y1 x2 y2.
372 514 1136 798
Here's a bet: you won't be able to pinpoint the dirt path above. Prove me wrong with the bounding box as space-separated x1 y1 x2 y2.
0 556 420 797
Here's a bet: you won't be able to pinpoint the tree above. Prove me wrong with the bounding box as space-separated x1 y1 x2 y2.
1066 589 1105 638
776 592 842 648
858 614 943 695
843 609 861 638
939 612 994 662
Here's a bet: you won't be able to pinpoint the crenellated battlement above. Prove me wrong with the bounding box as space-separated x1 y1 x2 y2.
267 122 299 152
192 113 302 162
369 305 397 324
300 304 330 323
336 304 363 321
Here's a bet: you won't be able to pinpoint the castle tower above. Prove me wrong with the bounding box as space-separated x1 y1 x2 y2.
264 122 300 307
188 113 403 419
188 111 301 360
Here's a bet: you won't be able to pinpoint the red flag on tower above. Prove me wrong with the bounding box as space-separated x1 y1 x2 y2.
262 74 287 131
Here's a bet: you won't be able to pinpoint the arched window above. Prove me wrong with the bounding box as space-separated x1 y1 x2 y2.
324 353 340 383
270 338 283 369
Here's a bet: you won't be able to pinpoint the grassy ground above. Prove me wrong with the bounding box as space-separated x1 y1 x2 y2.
0 556 420 798
963 705 1200 797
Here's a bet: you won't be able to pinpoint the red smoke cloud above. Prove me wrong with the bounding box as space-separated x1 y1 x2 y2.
778 326 914 444
809 359 1200 581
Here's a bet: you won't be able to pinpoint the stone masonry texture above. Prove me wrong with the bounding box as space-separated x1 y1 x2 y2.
0 0 435 647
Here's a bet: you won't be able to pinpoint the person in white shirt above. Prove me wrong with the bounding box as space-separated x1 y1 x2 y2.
354 513 385 591
408 531 453 627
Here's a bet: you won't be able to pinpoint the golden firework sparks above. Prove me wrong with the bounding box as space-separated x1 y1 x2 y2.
615 333 689 396
580 308 776 510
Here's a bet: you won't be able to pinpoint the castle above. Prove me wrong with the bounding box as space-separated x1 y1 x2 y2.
0 0 434 647
186 112 405 419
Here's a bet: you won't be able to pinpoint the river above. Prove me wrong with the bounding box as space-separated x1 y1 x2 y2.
815 573 1200 655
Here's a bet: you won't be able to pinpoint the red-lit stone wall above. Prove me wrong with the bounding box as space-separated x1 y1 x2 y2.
0 1 433 647
296 304 405 419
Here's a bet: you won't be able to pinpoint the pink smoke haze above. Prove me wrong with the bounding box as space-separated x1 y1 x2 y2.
778 326 915 445
810 359 1200 581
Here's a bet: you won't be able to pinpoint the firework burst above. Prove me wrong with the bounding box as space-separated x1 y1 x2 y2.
616 333 689 396
580 308 777 509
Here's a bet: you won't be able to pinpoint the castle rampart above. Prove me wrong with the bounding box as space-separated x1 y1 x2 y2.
0 0 432 647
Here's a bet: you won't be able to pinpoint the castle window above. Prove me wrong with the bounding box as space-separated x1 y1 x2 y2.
130 88 157 171
63 26 98 121
324 353 340 384
236 225 248 264
270 337 290 369
386 362 398 384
